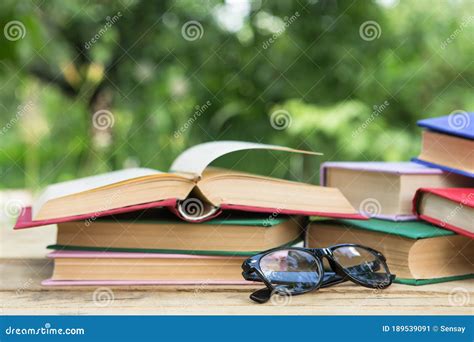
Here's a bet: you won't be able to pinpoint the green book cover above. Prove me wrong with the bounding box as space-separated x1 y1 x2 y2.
51 213 305 256
46 237 303 257
395 274 474 285
311 218 454 239
310 218 470 285
94 209 295 227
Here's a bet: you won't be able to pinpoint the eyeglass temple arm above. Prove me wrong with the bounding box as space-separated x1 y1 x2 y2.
242 267 276 303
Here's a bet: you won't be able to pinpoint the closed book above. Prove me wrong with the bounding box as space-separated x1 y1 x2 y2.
413 113 474 177
43 251 250 285
307 218 473 284
320 162 472 221
413 188 474 238
48 210 305 255
417 112 474 140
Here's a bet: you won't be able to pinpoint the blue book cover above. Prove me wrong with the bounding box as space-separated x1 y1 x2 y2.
411 158 474 178
417 112 474 140
414 112 473 177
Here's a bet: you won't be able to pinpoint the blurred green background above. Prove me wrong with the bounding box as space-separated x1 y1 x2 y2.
0 0 472 189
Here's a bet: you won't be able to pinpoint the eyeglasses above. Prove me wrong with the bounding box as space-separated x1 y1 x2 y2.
241 244 395 303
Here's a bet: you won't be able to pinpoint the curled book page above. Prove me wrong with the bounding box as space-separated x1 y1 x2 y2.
170 141 322 176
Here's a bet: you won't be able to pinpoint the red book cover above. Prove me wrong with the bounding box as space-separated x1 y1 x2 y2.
14 199 178 229
413 188 474 238
13 141 367 230
15 200 366 230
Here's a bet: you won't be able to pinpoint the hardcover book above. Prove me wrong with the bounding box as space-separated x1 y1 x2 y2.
43 251 250 286
417 112 474 139
47 210 305 255
413 188 474 238
413 113 474 177
15 141 362 229
319 162 471 221
307 218 473 284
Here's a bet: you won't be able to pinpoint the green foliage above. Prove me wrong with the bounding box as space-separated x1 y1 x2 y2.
0 0 472 188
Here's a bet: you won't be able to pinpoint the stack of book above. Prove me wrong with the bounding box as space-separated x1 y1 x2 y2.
309 112 474 284
14 141 361 286
42 212 306 285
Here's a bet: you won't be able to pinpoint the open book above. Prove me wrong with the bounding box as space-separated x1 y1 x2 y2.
15 141 363 229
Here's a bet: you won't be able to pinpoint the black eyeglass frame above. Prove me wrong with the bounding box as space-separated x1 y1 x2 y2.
241 243 396 303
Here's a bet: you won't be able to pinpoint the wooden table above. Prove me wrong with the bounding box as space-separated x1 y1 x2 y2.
1 208 472 315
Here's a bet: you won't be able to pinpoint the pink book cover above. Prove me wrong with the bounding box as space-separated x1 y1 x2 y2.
43 250 253 286
319 162 446 221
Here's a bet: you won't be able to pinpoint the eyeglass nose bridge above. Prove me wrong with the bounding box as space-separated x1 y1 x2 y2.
311 247 332 258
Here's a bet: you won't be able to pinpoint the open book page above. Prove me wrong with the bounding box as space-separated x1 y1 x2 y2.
33 168 161 218
170 141 322 176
